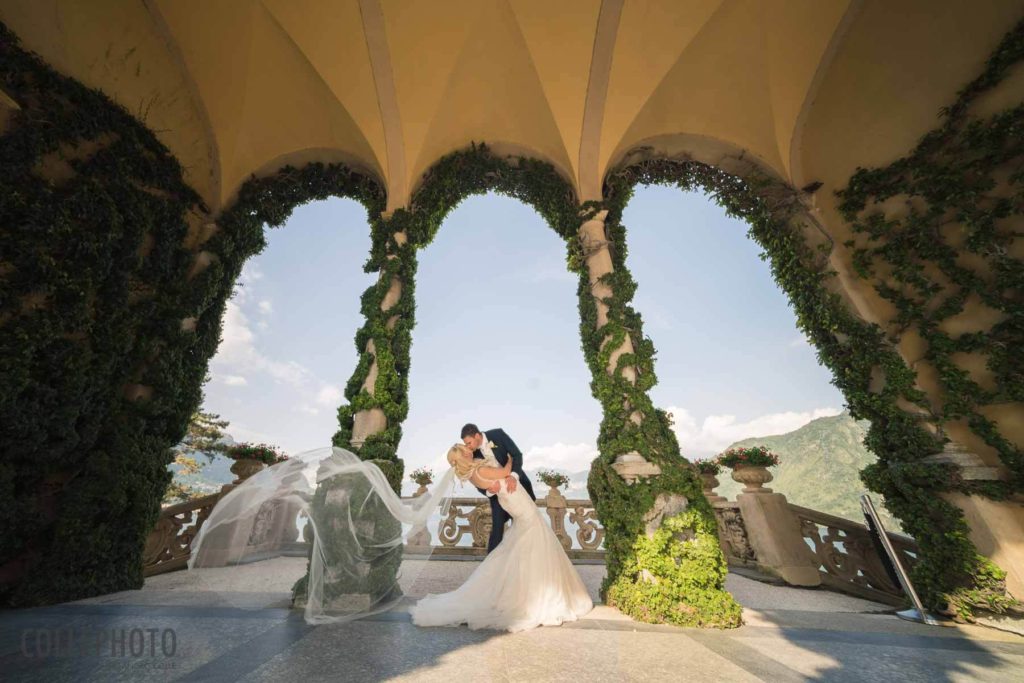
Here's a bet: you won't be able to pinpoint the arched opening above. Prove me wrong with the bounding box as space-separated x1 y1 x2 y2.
401 192 598 492
200 196 375 466
620 183 893 526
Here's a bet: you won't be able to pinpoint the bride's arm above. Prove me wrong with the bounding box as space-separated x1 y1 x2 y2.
472 459 512 483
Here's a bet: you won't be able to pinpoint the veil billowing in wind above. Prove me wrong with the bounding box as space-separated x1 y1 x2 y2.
188 447 456 624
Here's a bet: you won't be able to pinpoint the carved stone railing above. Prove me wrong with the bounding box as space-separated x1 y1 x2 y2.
710 501 758 567
791 504 919 605
143 492 221 576
143 488 605 574
145 472 918 609
415 496 606 559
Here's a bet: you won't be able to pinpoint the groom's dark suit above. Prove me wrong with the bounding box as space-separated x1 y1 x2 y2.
473 428 536 553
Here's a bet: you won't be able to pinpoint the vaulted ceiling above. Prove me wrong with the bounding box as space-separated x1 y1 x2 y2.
2 0 1022 213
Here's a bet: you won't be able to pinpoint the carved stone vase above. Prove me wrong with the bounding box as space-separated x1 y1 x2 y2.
730 464 773 493
229 458 266 485
545 485 568 508
700 472 727 503
412 483 430 498
544 485 572 551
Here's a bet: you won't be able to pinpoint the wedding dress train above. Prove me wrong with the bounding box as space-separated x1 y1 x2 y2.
410 477 593 632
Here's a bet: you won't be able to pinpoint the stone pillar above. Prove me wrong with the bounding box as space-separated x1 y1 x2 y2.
545 486 573 551
924 442 1024 598
350 229 407 448
734 486 821 587
578 210 651 474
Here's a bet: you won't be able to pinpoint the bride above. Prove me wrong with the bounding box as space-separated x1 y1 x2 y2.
410 444 593 631
187 444 592 632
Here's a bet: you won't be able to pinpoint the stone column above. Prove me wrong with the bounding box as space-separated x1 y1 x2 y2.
925 442 1024 599
350 229 407 448
734 484 821 587
578 210 658 479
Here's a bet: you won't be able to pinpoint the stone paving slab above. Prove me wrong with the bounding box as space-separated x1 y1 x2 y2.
91 557 892 614
2 558 1021 682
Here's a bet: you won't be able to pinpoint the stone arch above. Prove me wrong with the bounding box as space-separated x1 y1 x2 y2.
598 130 1023 614
331 142 743 628
0 23 387 604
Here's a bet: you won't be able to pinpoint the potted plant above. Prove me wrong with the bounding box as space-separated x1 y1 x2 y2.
716 446 780 493
693 459 725 503
224 442 288 484
536 469 571 506
409 467 433 497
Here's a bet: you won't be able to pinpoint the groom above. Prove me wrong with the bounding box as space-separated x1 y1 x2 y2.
460 423 536 552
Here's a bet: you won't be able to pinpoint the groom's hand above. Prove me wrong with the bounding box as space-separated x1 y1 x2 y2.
504 476 517 493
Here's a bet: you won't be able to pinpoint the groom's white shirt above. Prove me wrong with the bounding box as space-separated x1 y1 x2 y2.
479 431 518 498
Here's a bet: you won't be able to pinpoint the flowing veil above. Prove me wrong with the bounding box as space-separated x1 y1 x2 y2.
187 447 456 624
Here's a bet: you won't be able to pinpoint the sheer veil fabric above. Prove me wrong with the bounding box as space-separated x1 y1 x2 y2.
188 447 456 624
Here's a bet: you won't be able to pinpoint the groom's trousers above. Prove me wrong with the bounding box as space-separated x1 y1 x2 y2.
486 495 510 553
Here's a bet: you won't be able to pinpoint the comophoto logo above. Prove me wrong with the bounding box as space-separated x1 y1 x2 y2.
21 627 177 659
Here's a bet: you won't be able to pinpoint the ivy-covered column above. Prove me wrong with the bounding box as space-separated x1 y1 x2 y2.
0 24 213 606
577 205 742 628
333 211 417 493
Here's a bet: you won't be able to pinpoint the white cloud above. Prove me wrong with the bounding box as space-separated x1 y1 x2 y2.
232 262 264 304
228 422 280 447
789 334 811 348
258 300 273 315
316 385 343 406
295 404 320 416
222 375 248 386
213 300 312 387
667 406 843 458
523 442 599 473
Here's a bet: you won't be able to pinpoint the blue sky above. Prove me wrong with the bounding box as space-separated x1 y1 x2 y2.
204 186 844 491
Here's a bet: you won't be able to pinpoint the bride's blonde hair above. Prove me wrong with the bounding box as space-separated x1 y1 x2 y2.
446 443 477 481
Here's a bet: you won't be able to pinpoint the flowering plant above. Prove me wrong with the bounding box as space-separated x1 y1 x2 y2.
693 459 721 475
409 467 433 486
536 469 570 489
716 446 780 469
225 442 288 465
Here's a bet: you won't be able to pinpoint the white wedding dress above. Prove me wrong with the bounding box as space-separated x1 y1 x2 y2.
410 475 593 632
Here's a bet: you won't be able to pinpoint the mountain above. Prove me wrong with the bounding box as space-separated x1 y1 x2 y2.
166 433 238 500
711 411 902 531
168 452 236 496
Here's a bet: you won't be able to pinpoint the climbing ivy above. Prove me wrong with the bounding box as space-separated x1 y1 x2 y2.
0 20 387 605
601 139 1018 620
4 10 1021 625
834 17 1024 620
1 22 208 606
595 20 1024 620
397 144 742 627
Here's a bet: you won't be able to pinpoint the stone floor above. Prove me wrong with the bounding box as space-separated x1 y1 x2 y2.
2 557 1021 682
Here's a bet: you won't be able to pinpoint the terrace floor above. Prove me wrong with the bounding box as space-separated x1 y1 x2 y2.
2 557 1021 682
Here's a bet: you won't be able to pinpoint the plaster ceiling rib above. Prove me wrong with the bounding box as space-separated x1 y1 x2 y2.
503 0 576 177
786 0 863 189
359 0 407 212
578 0 624 202
143 0 222 212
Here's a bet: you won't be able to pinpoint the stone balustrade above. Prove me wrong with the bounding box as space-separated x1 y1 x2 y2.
143 492 221 576
411 495 606 559
144 468 919 606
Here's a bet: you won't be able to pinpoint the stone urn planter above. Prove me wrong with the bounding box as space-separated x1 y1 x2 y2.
229 458 266 485
545 485 568 507
700 472 727 503
409 468 433 499
730 464 774 493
